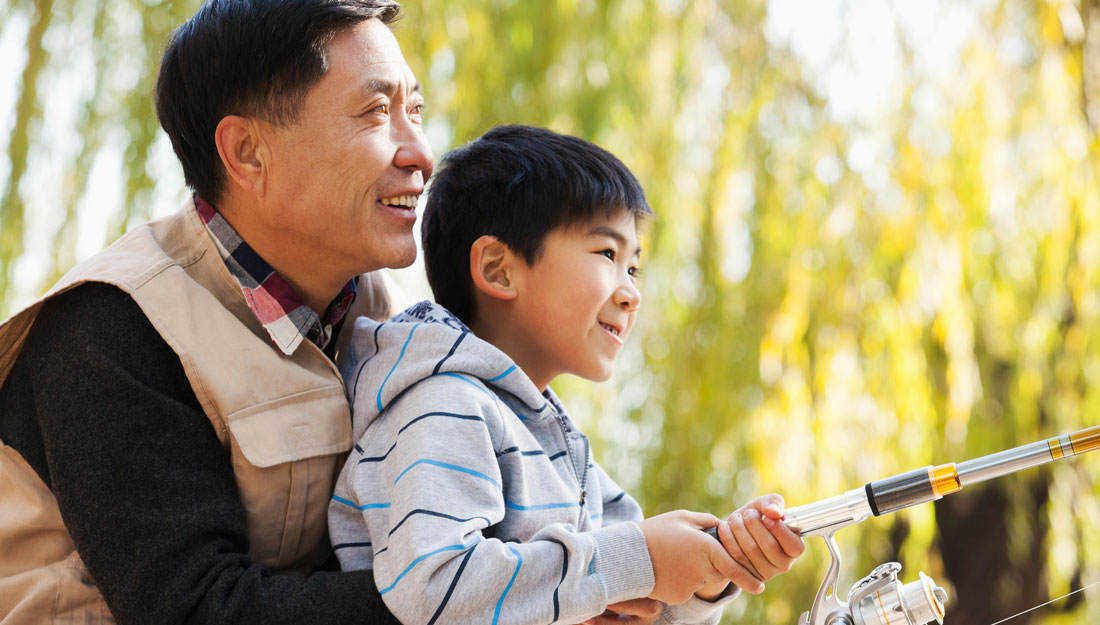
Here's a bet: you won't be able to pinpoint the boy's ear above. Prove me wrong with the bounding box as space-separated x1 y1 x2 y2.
470 235 518 301
214 115 269 197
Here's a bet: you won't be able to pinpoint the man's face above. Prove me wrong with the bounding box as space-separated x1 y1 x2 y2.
262 18 433 277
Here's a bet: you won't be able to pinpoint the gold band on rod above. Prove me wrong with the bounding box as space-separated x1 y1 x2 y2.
1048 437 1065 460
929 463 961 497
1069 425 1100 456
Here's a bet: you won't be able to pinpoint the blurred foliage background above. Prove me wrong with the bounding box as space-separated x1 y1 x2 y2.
3 0 1100 623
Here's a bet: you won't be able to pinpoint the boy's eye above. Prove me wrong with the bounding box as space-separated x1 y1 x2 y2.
628 266 641 278
598 249 615 261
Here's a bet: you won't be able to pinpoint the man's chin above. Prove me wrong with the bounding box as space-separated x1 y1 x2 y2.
388 248 418 270
370 244 418 271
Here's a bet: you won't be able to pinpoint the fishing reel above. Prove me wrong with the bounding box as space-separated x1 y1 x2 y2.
800 533 948 625
708 426 1100 623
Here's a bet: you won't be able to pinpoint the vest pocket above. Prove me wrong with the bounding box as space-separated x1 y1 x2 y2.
224 387 351 573
226 385 352 468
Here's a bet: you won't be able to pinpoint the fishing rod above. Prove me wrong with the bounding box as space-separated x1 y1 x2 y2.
706 424 1100 625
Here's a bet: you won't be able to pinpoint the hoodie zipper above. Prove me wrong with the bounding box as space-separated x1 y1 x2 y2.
553 409 590 526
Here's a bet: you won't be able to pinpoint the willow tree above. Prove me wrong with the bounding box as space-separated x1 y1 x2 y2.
3 0 1100 623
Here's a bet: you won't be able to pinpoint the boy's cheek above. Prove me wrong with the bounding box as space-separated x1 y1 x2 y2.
623 313 639 338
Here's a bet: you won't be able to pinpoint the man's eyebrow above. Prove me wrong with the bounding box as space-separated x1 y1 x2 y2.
587 225 642 256
362 79 422 96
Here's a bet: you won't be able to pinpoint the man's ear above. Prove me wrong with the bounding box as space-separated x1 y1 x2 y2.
214 115 268 197
470 235 518 301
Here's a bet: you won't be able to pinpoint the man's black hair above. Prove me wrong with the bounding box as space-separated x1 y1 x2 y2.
155 0 401 205
421 124 652 325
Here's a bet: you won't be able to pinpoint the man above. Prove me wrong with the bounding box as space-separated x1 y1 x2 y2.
0 1 429 622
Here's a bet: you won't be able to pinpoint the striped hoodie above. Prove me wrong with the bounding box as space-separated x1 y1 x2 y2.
329 301 735 625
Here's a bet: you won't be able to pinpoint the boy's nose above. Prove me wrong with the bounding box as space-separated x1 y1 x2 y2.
616 280 641 312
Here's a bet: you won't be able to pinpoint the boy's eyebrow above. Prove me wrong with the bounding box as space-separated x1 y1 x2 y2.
587 225 642 256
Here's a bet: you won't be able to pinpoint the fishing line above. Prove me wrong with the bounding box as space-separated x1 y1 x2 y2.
985 578 1100 625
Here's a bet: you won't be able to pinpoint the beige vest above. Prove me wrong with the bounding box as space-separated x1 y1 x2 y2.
0 203 389 624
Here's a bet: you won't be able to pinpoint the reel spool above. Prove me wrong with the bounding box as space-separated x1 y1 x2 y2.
799 534 948 625
845 563 947 625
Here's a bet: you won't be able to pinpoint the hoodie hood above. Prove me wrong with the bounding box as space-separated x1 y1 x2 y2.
341 301 553 441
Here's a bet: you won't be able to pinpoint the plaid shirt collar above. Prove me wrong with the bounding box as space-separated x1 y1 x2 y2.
194 196 357 356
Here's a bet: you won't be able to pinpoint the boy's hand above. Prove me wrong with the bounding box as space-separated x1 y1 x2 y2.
580 598 661 625
713 494 804 591
637 510 747 605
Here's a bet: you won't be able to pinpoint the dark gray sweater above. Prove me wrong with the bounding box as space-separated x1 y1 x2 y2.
0 282 399 625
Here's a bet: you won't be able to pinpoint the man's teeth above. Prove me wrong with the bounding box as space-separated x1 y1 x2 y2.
381 195 418 208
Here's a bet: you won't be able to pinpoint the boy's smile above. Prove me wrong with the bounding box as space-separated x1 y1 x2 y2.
500 209 642 390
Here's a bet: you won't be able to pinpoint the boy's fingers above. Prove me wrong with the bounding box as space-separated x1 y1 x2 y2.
586 608 661 625
727 569 765 594
606 599 662 620
729 510 783 579
763 516 806 558
742 509 790 571
705 531 745 581
686 510 724 529
716 518 765 592
754 494 786 519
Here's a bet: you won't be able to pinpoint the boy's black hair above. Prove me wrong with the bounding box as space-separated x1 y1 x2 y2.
421 124 652 325
155 0 401 205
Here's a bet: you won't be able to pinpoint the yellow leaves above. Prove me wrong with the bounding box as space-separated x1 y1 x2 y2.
894 141 926 192
1039 0 1068 45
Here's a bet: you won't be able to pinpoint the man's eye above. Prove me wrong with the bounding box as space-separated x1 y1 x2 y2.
410 103 424 115
367 103 389 116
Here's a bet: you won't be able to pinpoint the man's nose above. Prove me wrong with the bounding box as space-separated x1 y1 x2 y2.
393 120 434 178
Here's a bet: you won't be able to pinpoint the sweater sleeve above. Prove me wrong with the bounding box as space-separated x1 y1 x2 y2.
2 282 399 625
330 375 654 625
592 461 645 526
589 462 740 625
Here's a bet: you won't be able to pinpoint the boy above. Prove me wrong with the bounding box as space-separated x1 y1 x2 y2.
329 125 803 625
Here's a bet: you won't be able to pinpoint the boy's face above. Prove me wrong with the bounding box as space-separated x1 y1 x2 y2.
507 209 642 389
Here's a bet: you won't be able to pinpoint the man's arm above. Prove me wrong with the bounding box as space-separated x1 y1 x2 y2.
0 282 398 625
